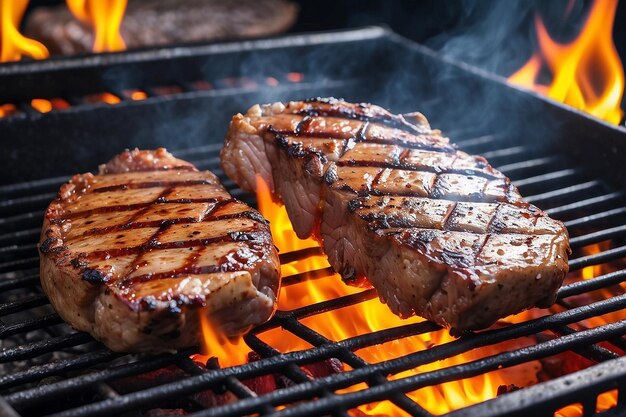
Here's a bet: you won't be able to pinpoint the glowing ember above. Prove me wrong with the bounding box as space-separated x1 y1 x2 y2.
30 98 52 113
266 77 279 87
85 92 121 104
508 0 624 124
286 72 304 83
0 103 16 117
0 0 49 62
66 0 127 53
555 389 618 417
100 92 121 104
127 90 147 101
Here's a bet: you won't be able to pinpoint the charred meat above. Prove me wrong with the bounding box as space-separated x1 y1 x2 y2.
221 98 570 333
39 148 280 352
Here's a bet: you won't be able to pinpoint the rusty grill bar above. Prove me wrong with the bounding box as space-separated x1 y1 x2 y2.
2 27 626 417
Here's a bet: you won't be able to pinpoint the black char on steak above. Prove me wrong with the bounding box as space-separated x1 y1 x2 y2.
39 149 280 352
221 98 570 333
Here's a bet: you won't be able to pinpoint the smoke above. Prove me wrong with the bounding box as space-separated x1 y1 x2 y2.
424 0 589 77
425 1 536 77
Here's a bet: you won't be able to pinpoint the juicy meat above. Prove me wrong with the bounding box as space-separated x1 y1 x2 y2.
39 148 280 352
221 98 570 333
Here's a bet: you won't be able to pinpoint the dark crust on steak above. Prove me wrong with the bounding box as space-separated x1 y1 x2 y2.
39 148 280 352
221 99 571 333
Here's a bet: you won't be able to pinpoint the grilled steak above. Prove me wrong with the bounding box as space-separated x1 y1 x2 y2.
221 98 570 333
39 149 280 352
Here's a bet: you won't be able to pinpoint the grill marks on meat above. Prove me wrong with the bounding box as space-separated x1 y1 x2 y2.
39 149 280 352
221 99 570 333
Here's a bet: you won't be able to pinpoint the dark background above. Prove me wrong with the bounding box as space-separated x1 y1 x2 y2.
24 0 626 85
289 0 626 79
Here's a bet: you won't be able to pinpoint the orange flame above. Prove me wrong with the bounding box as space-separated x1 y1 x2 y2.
193 310 248 369
508 0 624 124
194 176 548 416
188 182 622 413
0 0 48 62
553 241 624 417
581 242 610 280
66 0 127 53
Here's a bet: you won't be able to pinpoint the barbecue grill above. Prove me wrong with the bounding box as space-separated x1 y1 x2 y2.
2 26 626 417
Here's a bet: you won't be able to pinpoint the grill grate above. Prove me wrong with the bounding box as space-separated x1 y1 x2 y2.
2 131 626 417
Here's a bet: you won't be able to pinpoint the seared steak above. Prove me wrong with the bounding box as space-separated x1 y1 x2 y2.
221 98 570 333
39 149 280 352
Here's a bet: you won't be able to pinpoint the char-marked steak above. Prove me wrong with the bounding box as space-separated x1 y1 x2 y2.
39 149 280 352
221 98 570 333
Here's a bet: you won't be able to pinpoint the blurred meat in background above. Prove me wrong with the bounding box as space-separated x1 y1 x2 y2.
24 0 298 55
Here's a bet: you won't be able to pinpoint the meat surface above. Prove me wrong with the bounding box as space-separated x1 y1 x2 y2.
221 98 570 333
39 148 280 352
25 0 298 56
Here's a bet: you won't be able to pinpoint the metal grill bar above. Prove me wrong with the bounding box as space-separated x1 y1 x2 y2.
513 169 578 188
496 156 560 175
565 207 626 229
549 325 619 362
0 350 122 390
0 26 625 417
0 229 40 245
278 316 432 417
525 181 602 204
481 146 528 159
568 246 626 271
177 357 276 414
260 321 626 417
447 354 626 417
570 225 626 247
5 350 194 408
453 135 499 148
26 294 626 417
558 270 626 299
0 130 624 417
0 314 62 338
0 273 38 291
547 192 625 217
0 257 39 273
0 295 47 316
282 267 336 287
0 333 93 363
236 338 330 415
0 211 45 231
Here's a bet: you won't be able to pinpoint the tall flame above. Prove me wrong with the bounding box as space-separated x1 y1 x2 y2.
66 0 127 52
196 310 248 369
508 0 624 124
0 0 48 62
